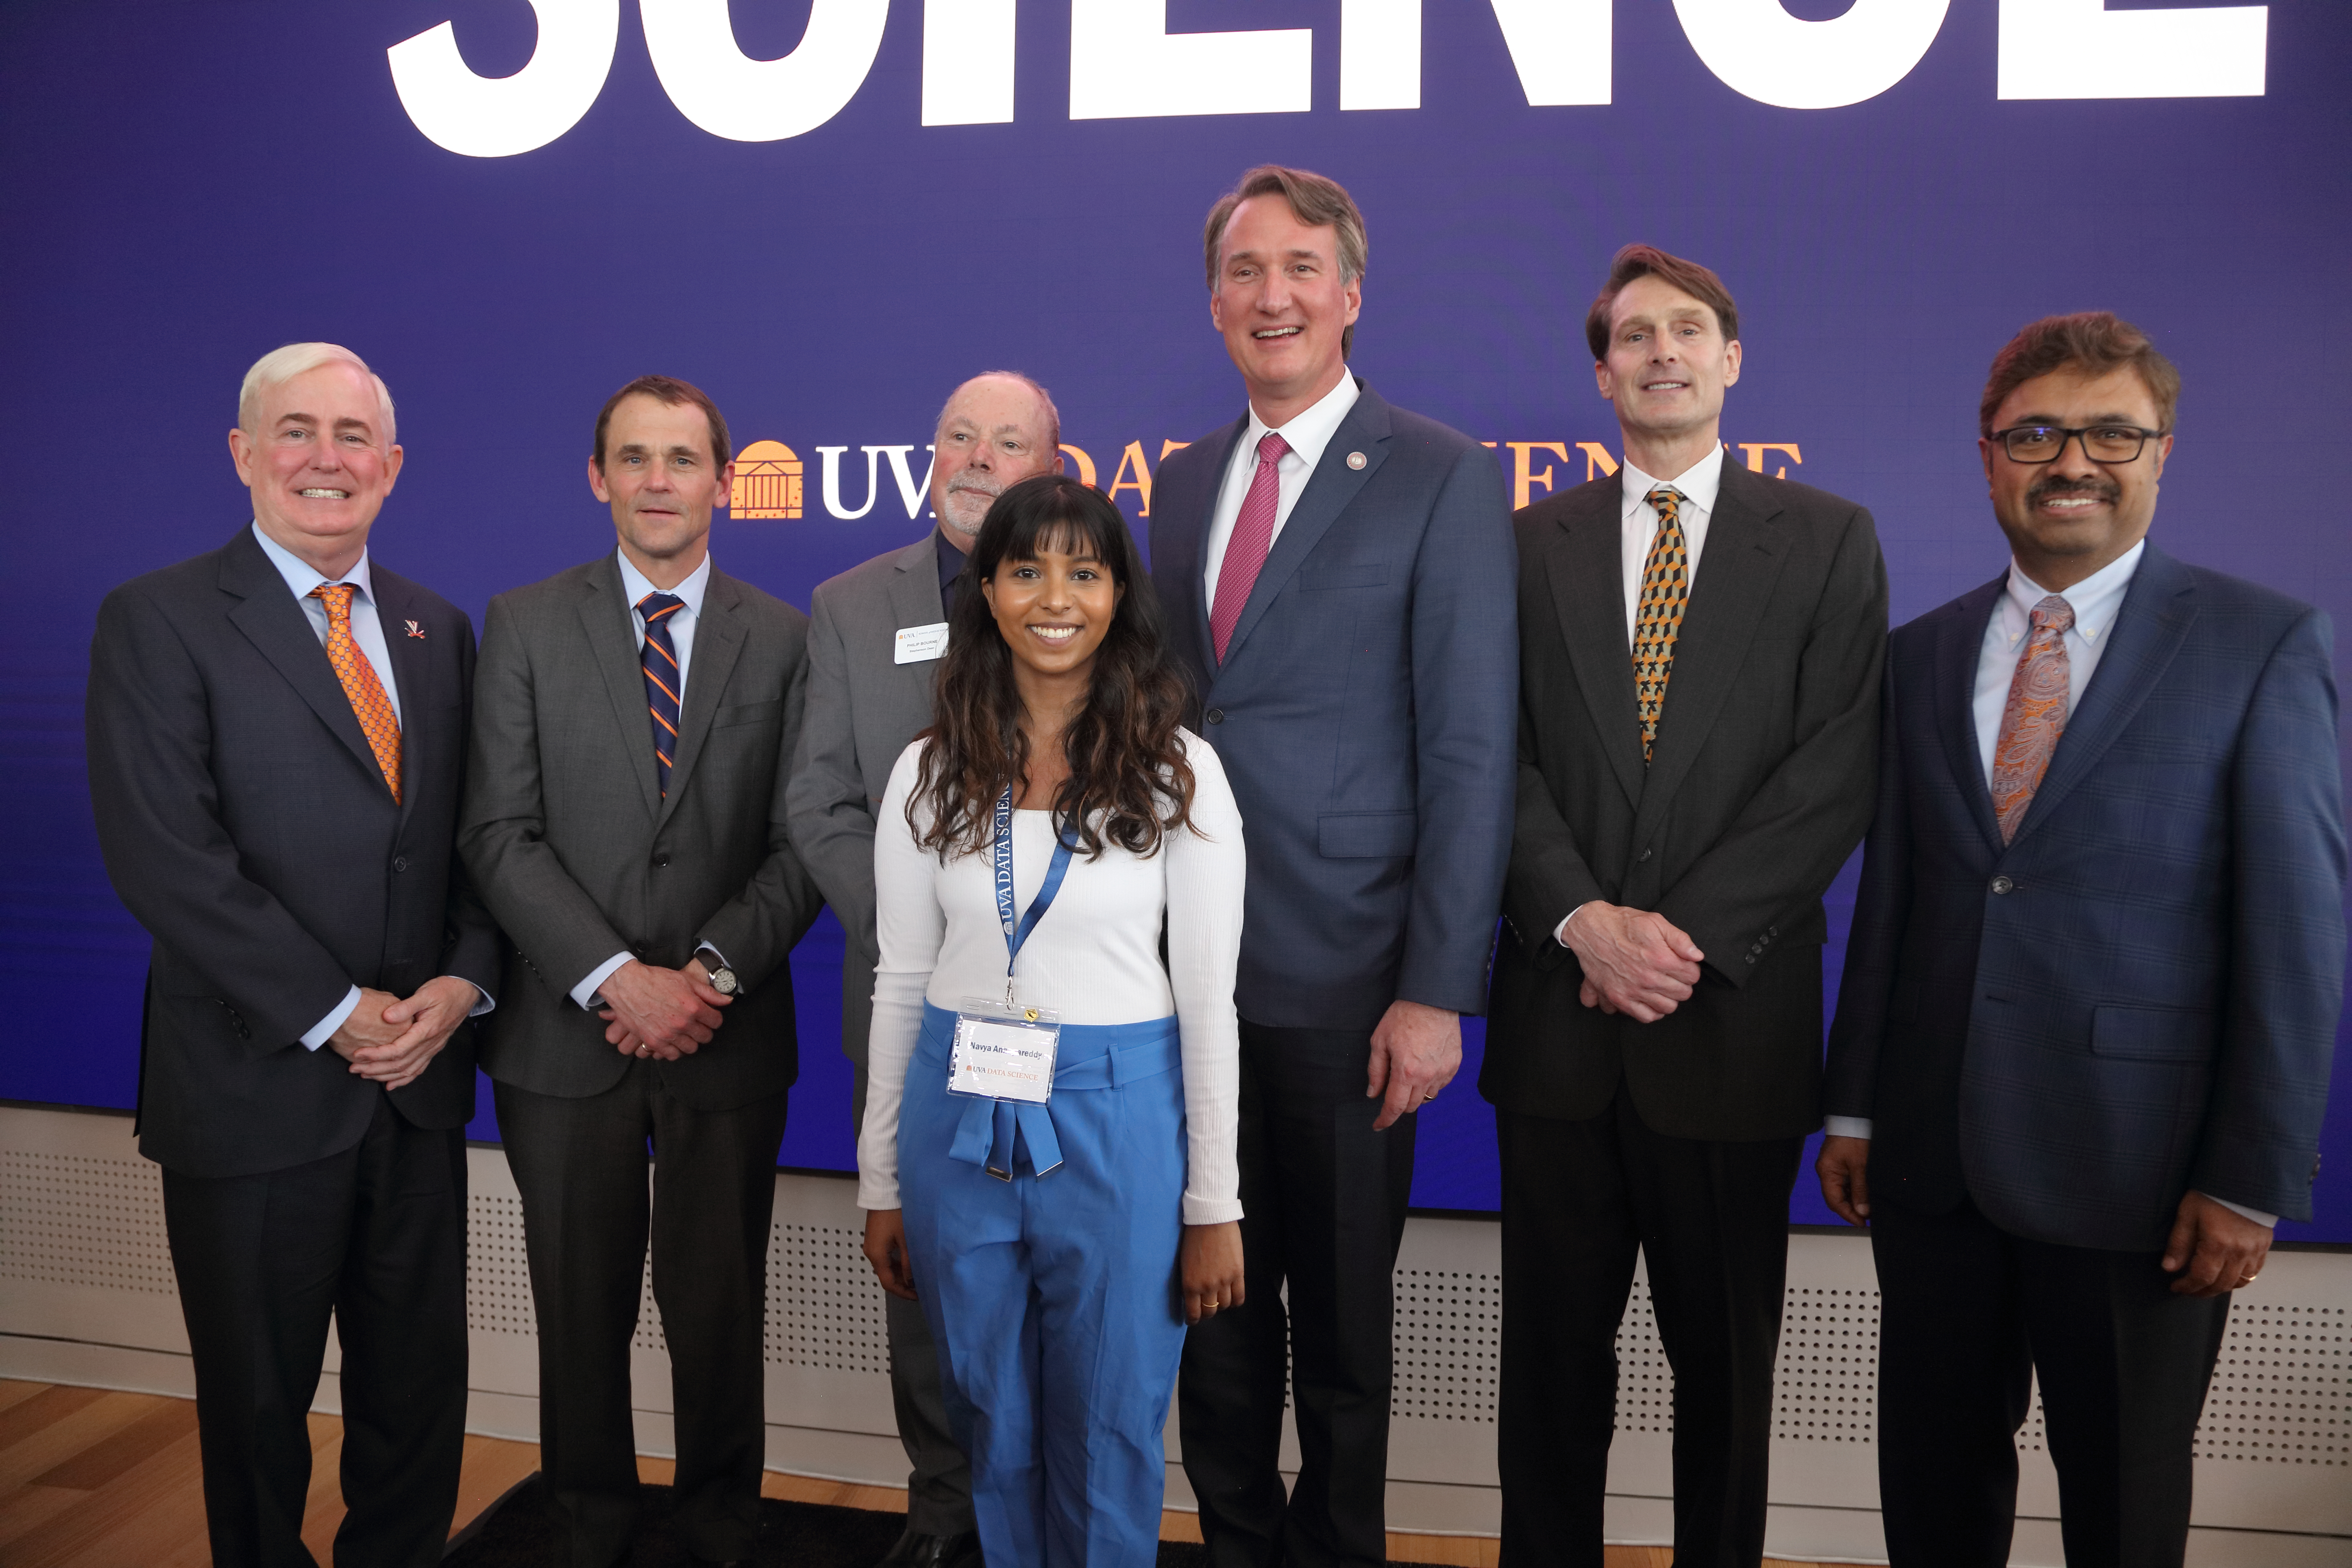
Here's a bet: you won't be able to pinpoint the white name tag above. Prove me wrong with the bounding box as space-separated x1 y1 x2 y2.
895 622 950 664
950 1008 1059 1104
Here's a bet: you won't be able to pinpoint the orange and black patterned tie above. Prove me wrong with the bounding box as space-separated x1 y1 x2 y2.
1990 596 2074 844
638 592 685 798
1631 486 1691 765
309 584 401 803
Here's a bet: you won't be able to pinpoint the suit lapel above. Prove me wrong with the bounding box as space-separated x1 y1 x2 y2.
1544 490 1646 813
219 530 386 793
1218 385 1390 670
1934 576 2009 855
578 556 663 821
1183 417 1248 674
2008 544 2198 849
888 535 951 738
658 569 749 826
372 570 432 828
1633 465 1790 836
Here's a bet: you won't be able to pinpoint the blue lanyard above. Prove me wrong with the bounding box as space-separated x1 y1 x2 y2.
993 786 1076 988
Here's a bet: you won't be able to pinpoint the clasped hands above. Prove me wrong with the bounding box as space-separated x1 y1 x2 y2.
1560 901 1705 1022
598 958 732 1060
326 975 479 1090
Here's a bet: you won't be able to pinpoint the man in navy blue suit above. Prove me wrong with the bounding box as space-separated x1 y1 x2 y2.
1820 313 2344 1565
1150 165 1517 1568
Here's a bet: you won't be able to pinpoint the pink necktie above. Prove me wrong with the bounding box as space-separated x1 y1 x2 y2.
1210 431 1291 663
1990 596 2075 844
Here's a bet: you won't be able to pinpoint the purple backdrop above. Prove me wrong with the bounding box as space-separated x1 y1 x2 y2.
3 0 2346 1236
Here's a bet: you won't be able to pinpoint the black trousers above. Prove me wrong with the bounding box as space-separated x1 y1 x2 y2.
1873 1193 2231 1568
495 1068 790 1568
1495 1089 1802 1568
161 1094 469 1568
1177 1018 1417 1568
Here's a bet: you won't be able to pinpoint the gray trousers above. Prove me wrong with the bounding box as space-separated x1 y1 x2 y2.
848 946 977 1535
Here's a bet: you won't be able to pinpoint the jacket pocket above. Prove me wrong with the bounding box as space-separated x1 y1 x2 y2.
715 699 783 728
2089 1004 2213 1062
1318 810 1417 858
1299 563 1388 592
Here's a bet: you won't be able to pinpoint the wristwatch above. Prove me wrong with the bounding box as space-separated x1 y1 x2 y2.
694 948 740 996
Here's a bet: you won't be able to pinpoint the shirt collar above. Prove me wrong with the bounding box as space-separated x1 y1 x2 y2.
251 520 375 604
1620 442 1728 521
1243 372 1361 476
616 547 713 618
2006 540 2145 643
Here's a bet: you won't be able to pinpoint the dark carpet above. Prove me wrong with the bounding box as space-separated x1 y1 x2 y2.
440 1474 1453 1566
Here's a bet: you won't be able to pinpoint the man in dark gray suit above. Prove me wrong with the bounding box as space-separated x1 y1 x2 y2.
1820 313 2342 1565
1482 246 1887 1567
462 375 821 1568
785 369 1061 1568
1150 165 1518 1568
87 342 497 1568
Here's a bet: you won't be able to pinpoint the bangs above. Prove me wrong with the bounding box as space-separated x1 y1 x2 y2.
993 495 1126 579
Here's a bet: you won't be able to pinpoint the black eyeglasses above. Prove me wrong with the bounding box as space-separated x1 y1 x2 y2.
1989 424 2166 464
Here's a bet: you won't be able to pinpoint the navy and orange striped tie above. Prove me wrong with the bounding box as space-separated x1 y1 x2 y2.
637 592 685 797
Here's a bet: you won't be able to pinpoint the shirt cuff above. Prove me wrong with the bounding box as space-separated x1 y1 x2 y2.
2201 1192 2277 1229
1555 902 1600 947
448 979 495 1017
571 952 634 1011
302 986 363 1051
1824 1116 1874 1140
695 942 730 971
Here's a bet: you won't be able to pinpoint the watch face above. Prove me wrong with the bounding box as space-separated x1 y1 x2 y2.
711 968 739 996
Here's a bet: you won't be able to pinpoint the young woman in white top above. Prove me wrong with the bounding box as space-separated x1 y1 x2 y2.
857 474 1247 1566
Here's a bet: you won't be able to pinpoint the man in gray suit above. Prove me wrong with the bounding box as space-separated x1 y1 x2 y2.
785 370 1062 1568
462 375 821 1568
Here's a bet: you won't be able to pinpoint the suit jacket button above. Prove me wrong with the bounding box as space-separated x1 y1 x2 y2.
654 854 671 869
1638 848 1652 862
1990 875 2014 895
392 855 409 873
1205 708 1225 725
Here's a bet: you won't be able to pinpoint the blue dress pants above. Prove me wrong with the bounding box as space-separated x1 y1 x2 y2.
899 1002 1189 1568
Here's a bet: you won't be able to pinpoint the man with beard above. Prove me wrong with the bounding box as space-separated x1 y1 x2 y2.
463 375 822 1568
786 370 1062 1568
1820 313 2342 1563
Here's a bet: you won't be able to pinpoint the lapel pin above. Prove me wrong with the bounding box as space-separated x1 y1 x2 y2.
404 620 425 639
1346 451 1367 470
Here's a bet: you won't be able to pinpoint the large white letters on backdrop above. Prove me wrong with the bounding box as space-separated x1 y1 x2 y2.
640 0 889 141
388 0 618 158
1673 0 1949 110
387 0 2274 156
1067 0 1311 120
1998 0 2266 99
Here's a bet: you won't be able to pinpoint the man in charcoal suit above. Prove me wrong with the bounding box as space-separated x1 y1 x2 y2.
1818 312 2343 1566
785 369 1063 1568
1482 245 1887 1567
87 342 497 1568
462 375 821 1568
1150 164 1518 1568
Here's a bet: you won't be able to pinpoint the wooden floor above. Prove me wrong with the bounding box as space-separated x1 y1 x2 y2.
0 1380 1835 1567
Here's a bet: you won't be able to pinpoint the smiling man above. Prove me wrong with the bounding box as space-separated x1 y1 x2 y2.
86 343 498 1567
786 370 1059 1568
1148 166 1518 1568
462 375 822 1568
1482 246 1888 1566
1819 314 2343 1565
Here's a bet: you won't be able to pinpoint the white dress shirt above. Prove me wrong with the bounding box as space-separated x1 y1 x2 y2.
1201 372 1362 609
1553 445 1731 946
861 733 1248 1225
249 523 491 1047
1822 541 2271 1227
573 548 719 1009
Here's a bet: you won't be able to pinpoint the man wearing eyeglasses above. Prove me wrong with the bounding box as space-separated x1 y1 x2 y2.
1820 312 2343 1563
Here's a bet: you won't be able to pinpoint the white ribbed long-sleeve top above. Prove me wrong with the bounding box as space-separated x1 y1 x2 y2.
857 730 1246 1225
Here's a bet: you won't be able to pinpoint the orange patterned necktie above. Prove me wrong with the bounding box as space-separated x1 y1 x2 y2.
1989 595 2074 844
309 583 402 803
1632 486 1691 765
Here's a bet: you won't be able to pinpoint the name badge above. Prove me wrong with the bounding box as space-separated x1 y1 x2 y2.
895 622 950 664
950 999 1060 1104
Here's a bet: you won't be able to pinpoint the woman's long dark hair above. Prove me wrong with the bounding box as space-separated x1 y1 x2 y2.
910 473 1197 860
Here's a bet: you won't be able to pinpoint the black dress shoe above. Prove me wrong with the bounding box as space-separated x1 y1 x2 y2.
875 1524 984 1568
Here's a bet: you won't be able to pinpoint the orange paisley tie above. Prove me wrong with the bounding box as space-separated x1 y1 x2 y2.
310 584 402 804
1989 595 2073 844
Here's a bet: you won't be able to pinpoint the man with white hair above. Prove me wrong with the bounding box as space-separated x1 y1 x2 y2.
785 370 1061 1568
85 342 497 1567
